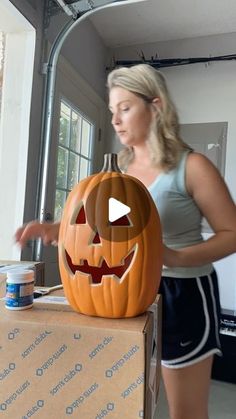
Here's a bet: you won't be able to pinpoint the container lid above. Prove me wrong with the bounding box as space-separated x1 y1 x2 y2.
7 269 34 280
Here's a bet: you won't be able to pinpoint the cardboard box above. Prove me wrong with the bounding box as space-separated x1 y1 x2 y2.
0 260 45 287
0 293 161 419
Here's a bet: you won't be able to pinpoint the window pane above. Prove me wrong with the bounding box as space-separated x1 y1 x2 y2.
79 157 89 180
81 119 91 156
54 189 66 221
68 151 79 190
55 99 94 221
56 146 68 188
70 111 82 152
59 102 70 147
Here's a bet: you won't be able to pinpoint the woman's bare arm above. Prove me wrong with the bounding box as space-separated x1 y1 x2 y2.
15 220 60 248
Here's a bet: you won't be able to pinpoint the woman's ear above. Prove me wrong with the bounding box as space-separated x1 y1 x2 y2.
151 98 161 115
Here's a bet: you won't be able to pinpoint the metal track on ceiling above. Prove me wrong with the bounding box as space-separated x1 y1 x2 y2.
45 0 144 27
54 0 128 17
45 0 126 28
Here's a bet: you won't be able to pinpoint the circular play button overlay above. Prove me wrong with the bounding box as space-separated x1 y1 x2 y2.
84 175 152 242
108 197 131 223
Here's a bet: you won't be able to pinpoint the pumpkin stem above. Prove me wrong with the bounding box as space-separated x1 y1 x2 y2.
101 153 122 173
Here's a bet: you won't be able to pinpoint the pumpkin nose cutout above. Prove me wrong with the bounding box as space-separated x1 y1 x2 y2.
92 231 101 244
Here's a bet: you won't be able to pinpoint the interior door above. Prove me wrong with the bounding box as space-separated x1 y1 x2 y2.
41 61 105 286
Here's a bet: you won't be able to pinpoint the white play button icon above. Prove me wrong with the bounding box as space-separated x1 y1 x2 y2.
108 197 131 223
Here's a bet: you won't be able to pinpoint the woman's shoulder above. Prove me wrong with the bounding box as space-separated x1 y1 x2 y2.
186 151 218 173
185 151 223 196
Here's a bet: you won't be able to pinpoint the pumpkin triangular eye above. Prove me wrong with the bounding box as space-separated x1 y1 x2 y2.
110 215 131 226
75 205 86 224
92 231 101 244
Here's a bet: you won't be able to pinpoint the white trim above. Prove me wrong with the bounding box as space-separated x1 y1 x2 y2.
58 54 106 110
0 0 35 31
161 348 221 369
54 55 108 175
208 273 222 349
0 5 35 260
163 277 210 365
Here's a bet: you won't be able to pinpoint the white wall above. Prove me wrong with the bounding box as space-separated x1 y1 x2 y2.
109 33 236 310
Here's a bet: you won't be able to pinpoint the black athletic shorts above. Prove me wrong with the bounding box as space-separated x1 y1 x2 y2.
159 269 222 368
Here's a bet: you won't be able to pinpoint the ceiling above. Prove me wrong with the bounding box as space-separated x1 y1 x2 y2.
89 0 236 48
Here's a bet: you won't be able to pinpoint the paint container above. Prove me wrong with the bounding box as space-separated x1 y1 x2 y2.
5 269 34 310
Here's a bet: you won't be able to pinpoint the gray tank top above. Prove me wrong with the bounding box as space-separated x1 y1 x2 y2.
148 151 213 278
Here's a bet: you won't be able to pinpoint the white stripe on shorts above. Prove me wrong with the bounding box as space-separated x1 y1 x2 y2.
162 276 212 366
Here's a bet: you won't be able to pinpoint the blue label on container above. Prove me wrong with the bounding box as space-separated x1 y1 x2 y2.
5 282 34 308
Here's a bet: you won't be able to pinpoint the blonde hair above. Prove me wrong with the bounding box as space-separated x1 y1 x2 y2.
107 64 192 171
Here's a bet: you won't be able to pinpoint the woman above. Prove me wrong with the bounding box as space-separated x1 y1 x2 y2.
15 64 236 419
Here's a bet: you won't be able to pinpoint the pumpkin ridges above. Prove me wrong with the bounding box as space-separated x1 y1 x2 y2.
110 245 147 317
76 274 97 314
59 246 83 313
112 280 129 317
125 182 147 316
129 244 144 314
103 278 128 317
88 279 117 317
91 269 115 317
77 278 97 315
128 183 144 311
59 260 78 313
105 278 116 317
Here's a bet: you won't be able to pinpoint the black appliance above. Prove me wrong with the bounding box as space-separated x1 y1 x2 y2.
212 308 236 384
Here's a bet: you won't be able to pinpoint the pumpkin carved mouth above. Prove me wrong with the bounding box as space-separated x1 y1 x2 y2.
65 248 136 284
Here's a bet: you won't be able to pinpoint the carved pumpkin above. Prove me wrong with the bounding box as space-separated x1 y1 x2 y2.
58 153 163 318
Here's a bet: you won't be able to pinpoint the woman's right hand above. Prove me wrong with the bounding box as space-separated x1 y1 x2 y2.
14 220 60 248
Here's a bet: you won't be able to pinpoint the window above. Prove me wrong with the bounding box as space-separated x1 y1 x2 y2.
54 100 94 220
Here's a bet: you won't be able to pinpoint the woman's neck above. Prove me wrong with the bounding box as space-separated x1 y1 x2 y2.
126 144 163 187
132 144 152 167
